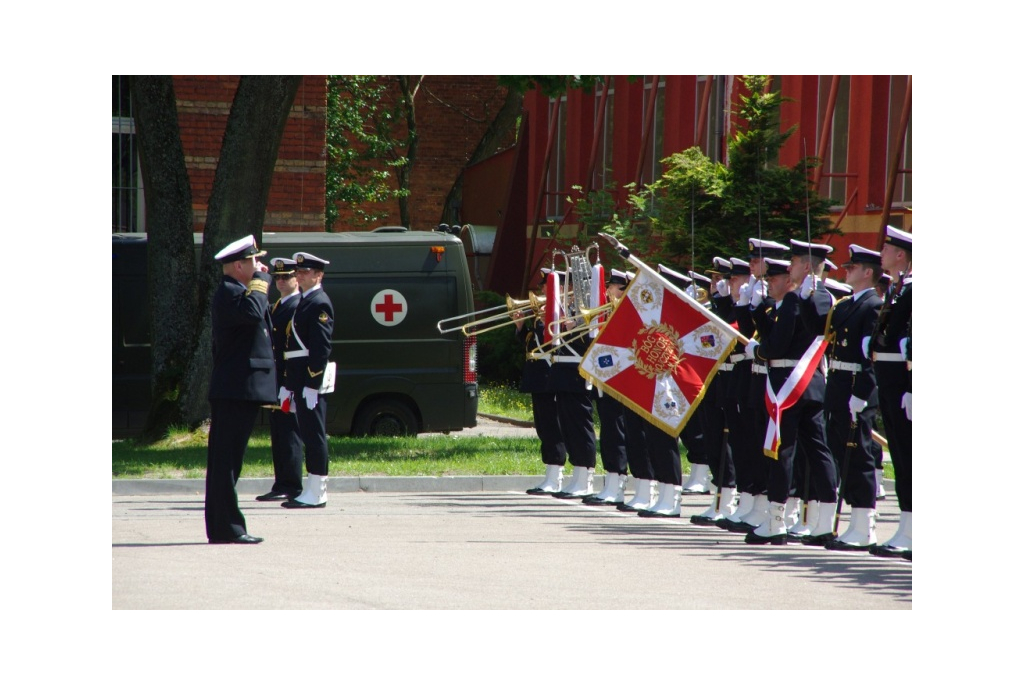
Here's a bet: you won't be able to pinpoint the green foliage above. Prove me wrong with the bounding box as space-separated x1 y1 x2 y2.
473 291 525 385
567 76 838 272
478 383 533 421
325 76 411 230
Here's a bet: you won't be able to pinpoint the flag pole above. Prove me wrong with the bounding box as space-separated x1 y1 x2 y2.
597 232 749 345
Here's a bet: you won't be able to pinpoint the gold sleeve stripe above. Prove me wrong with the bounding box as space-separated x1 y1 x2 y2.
247 279 269 295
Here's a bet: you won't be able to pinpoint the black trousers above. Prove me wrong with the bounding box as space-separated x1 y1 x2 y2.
878 386 912 511
702 400 736 489
745 376 773 495
269 408 304 494
624 409 655 480
827 406 878 508
205 399 260 541
624 407 680 485
595 392 627 475
295 395 329 476
555 390 596 469
767 396 836 505
680 415 707 467
532 392 566 466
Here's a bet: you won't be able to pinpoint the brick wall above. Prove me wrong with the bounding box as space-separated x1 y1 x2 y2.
174 75 327 233
331 76 513 231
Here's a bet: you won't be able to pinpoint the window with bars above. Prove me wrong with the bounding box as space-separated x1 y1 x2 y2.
545 96 568 221
888 76 912 206
113 76 144 232
695 75 726 164
591 81 614 193
816 75 851 208
639 76 665 188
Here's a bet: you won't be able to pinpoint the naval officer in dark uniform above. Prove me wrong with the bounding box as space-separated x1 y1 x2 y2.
821 244 884 551
870 226 913 558
744 250 836 545
515 282 568 495
205 235 276 544
255 257 304 501
281 251 335 509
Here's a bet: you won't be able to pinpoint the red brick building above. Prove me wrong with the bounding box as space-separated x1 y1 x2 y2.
113 76 910 296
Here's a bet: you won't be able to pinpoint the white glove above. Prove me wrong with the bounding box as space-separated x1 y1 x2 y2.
861 336 871 360
849 395 867 420
278 386 295 413
685 284 697 298
744 339 759 358
737 283 751 306
899 337 909 360
303 386 319 410
716 279 729 297
901 392 912 421
750 280 765 307
799 274 815 299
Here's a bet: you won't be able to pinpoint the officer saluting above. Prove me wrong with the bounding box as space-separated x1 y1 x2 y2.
205 235 276 544
281 251 335 509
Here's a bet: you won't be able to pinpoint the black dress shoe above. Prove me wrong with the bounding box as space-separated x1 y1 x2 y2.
744 531 786 545
255 491 293 502
637 509 680 518
281 499 326 509
616 502 644 512
690 514 722 526
526 487 558 496
902 550 912 561
801 533 836 546
723 519 756 533
825 538 874 552
869 544 909 558
552 491 587 499
786 532 807 543
209 534 263 544
583 497 618 506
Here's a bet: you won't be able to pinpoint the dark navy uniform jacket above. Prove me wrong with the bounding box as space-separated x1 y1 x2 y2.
208 272 277 404
824 289 882 408
270 293 300 389
871 276 912 391
516 318 552 394
754 289 830 404
284 286 335 393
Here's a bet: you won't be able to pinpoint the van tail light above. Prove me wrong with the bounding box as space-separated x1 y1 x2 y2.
464 336 477 384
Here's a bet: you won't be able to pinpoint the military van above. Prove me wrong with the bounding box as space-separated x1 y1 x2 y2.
112 228 479 438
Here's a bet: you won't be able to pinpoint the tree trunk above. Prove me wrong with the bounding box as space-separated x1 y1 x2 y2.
440 88 523 225
129 76 196 442
397 76 419 228
179 75 303 428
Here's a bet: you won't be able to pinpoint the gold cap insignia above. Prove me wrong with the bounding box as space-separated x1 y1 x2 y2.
319 312 329 323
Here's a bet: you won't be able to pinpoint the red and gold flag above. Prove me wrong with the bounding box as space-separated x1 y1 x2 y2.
579 262 740 436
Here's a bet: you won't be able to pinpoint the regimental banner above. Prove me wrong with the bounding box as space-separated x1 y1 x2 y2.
579 263 740 436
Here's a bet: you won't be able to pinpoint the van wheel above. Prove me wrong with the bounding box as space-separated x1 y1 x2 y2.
353 399 418 437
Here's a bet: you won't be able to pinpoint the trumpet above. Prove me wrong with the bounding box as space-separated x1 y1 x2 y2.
436 293 546 336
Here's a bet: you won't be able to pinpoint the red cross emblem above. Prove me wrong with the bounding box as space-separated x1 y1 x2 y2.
371 289 407 326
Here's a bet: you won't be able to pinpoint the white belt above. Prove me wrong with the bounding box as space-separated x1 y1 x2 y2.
551 355 581 363
768 359 800 368
829 360 862 372
720 363 735 371
729 353 746 363
752 364 767 375
283 350 309 359
873 352 904 362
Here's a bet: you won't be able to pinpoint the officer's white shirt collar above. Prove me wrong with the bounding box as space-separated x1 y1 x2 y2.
280 291 300 304
852 287 872 301
301 283 322 298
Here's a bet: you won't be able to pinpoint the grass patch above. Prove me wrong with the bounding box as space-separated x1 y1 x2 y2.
478 383 533 421
113 427 546 479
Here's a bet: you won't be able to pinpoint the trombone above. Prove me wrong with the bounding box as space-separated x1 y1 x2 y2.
529 299 619 359
436 293 546 336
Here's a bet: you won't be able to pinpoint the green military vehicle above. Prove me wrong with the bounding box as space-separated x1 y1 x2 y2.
113 228 479 437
